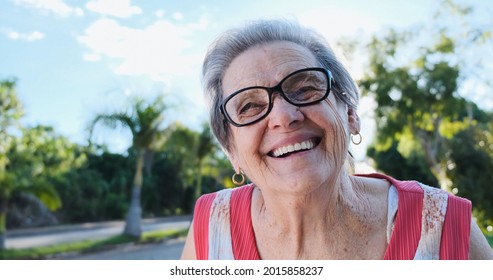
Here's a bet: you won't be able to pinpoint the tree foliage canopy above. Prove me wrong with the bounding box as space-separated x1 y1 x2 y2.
358 1 493 228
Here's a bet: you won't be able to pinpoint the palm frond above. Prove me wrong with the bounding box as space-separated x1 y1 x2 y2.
89 113 138 144
16 179 62 211
88 95 169 153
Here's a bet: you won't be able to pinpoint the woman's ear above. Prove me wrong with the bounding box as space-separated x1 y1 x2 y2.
348 107 361 135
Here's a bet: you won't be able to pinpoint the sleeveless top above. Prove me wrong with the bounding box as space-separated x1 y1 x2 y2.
193 173 472 260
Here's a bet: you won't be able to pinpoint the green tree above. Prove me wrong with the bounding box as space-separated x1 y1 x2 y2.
447 121 493 229
84 151 132 220
358 0 493 190
360 28 471 190
357 0 493 227
89 96 168 237
1 125 81 249
163 122 224 199
53 150 136 224
367 141 438 187
0 79 23 249
162 123 198 190
141 149 192 216
1 81 78 249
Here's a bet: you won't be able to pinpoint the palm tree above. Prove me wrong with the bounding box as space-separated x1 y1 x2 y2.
194 124 217 200
164 122 218 200
89 96 168 237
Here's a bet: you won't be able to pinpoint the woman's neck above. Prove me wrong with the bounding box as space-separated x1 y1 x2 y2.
251 174 390 259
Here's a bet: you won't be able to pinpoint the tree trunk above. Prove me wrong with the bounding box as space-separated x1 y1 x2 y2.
123 152 144 237
0 198 7 250
418 130 452 191
195 160 203 201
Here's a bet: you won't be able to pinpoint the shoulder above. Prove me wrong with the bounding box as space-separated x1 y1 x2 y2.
356 173 466 199
351 173 390 196
469 221 493 259
194 184 255 215
198 184 255 198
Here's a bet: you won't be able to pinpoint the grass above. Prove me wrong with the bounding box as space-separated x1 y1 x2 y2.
141 227 187 242
0 227 189 260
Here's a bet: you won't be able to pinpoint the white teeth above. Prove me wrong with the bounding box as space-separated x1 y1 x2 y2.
287 145 294 152
272 139 314 157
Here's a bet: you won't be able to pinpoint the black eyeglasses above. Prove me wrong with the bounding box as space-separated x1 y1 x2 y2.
220 67 333 127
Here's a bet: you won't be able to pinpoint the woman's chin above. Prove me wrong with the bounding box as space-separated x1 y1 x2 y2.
260 172 330 195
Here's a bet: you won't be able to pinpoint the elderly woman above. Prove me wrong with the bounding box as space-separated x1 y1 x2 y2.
181 19 493 260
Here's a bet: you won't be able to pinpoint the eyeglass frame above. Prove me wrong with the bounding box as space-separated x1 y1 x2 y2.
220 67 334 127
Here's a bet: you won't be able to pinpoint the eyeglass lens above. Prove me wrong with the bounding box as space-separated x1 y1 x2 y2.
224 69 329 126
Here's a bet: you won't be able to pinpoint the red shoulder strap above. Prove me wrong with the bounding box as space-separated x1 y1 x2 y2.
356 173 471 259
356 173 424 259
230 184 260 260
192 185 258 260
193 192 216 260
440 194 471 259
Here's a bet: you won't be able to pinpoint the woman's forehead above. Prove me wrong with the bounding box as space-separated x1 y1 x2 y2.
222 41 319 95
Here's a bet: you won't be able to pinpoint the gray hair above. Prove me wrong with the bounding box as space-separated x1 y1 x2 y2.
202 19 359 153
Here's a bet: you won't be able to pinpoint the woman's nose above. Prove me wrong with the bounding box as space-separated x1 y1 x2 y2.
267 95 304 130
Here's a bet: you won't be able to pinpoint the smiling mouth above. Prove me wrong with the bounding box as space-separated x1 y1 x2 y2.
268 138 321 158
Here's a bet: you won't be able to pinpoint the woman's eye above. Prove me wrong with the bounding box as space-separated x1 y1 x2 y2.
239 102 264 115
291 86 320 100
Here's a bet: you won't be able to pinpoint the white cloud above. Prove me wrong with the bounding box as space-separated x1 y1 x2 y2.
85 0 142 18
298 8 378 42
77 17 209 84
83 53 101 61
1 28 45 41
12 0 84 17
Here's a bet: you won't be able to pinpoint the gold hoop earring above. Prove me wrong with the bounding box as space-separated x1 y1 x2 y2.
351 133 362 145
232 171 245 186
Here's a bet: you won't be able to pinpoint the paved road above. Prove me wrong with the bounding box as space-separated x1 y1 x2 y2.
6 215 192 250
55 237 186 260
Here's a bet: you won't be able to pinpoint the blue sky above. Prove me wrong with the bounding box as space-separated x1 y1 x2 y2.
1 0 491 160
